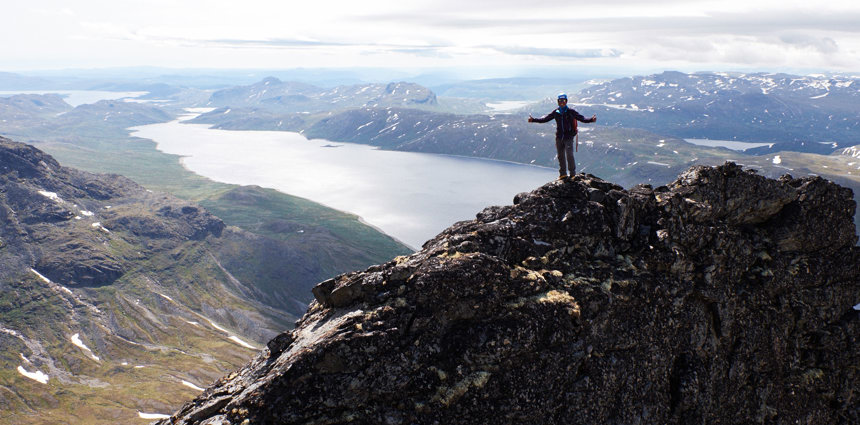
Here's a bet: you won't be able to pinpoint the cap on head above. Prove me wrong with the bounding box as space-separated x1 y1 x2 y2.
557 93 568 100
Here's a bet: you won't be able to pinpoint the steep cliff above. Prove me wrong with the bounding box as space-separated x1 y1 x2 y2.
160 163 858 425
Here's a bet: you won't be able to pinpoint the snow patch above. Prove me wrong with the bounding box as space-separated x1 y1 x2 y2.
182 380 205 392
773 155 782 165
30 268 52 284
810 92 829 99
17 366 49 384
70 333 100 361
138 412 171 420
647 161 671 167
842 147 860 159
91 222 111 233
38 191 62 203
204 318 229 333
228 335 257 349
854 303 860 311
157 293 174 303
201 317 259 350
0 327 22 338
79 210 94 217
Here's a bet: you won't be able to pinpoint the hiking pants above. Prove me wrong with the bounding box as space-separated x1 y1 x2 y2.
556 136 575 175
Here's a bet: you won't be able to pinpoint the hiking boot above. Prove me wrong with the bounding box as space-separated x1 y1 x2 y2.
558 174 568 181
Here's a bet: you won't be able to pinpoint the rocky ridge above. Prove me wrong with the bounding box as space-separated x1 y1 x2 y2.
160 163 858 424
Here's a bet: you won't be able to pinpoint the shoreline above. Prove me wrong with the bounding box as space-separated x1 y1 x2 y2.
171 152 417 252
132 111 556 248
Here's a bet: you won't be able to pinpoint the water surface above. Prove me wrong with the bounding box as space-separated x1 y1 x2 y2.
131 115 556 248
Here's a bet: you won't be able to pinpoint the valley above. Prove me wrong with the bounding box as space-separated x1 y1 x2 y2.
0 68 858 423
0 90 411 423
0 137 291 423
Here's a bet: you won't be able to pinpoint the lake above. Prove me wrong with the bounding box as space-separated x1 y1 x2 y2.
486 100 533 112
131 112 556 249
684 138 773 151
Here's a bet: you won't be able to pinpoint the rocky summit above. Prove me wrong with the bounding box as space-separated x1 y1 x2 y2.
159 163 859 425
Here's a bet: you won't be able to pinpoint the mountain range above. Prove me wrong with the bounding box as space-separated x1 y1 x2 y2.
1 69 858 423
207 78 438 113
187 71 860 235
572 71 860 152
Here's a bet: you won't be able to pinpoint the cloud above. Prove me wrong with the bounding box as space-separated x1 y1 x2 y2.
203 38 350 48
199 38 452 55
359 10 860 37
779 34 839 54
488 46 621 59
8 1 860 71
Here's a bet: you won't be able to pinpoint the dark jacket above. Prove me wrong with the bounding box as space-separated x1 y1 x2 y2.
533 107 595 140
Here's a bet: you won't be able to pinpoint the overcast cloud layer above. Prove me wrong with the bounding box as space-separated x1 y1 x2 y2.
3 0 859 73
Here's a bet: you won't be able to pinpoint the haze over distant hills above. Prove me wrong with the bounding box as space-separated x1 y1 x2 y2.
2 69 857 235
181 70 860 236
207 78 438 112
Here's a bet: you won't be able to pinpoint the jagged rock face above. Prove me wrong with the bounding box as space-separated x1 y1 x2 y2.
161 163 858 425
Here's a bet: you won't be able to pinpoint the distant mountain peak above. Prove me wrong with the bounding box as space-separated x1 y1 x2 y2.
261 76 282 85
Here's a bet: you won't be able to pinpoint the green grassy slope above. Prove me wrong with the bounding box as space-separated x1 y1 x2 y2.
2 98 411 315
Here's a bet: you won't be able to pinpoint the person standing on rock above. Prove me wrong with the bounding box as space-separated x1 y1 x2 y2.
528 93 596 180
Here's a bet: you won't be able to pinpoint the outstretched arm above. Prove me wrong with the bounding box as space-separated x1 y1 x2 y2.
573 110 597 123
529 112 555 123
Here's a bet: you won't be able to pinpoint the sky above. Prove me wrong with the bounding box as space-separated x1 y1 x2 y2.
3 0 860 75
